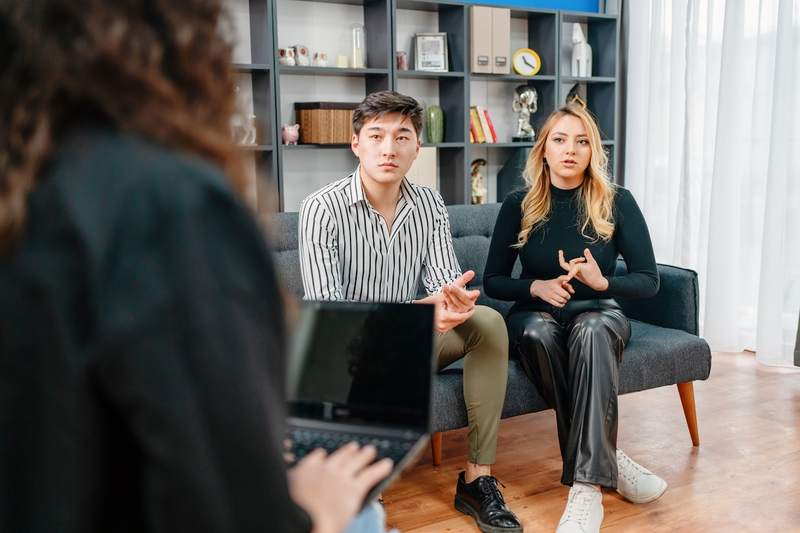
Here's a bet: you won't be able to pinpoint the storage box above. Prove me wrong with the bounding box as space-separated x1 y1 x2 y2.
294 102 359 144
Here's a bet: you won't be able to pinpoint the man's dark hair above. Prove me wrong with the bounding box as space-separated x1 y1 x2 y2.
352 91 423 137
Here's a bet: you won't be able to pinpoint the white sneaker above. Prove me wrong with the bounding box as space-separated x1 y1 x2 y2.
615 449 668 504
555 483 603 533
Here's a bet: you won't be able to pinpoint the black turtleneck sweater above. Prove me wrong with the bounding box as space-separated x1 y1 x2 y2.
483 185 659 315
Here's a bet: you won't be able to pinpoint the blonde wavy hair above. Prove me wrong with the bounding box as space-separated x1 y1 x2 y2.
514 104 615 248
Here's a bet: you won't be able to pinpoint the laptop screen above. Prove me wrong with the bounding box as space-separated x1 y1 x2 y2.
287 302 434 431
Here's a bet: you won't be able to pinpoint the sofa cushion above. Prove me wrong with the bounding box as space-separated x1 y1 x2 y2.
620 320 712 393
430 319 712 432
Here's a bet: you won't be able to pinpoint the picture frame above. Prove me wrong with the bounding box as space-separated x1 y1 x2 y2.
414 32 448 72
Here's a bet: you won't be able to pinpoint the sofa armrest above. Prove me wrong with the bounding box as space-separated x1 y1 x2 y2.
614 260 700 335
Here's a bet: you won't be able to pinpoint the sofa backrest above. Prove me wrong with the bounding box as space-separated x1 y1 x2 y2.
266 212 304 298
265 203 514 312
265 204 699 332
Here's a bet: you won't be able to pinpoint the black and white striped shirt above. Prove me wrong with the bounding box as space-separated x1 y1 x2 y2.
299 168 462 302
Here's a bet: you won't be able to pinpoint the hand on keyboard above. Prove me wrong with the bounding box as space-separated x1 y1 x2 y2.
287 428 414 466
287 442 393 533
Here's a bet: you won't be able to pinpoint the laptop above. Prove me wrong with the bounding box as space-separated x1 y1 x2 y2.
286 301 435 502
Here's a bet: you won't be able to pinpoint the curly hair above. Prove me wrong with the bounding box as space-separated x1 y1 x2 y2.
0 0 247 253
514 104 616 248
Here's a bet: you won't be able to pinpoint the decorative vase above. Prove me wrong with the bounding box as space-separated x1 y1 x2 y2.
425 104 444 144
351 23 366 69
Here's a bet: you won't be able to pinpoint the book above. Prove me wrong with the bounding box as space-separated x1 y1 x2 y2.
476 105 493 144
469 118 480 143
469 106 486 143
482 108 498 143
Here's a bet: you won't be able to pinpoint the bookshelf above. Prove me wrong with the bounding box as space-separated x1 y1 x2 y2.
229 0 619 211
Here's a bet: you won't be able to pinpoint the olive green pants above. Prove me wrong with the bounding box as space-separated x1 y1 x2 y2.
435 305 509 465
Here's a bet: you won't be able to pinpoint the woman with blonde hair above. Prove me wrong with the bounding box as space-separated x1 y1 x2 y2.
484 104 666 533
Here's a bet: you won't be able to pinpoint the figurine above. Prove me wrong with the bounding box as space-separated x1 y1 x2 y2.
571 23 592 77
512 85 538 141
281 123 300 145
293 45 310 66
312 52 329 67
278 47 296 66
230 113 246 144
471 158 487 205
241 114 257 145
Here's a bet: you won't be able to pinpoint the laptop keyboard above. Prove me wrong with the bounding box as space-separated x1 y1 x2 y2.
287 428 416 465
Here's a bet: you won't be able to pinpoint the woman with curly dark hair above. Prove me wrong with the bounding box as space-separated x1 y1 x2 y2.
0 2 391 532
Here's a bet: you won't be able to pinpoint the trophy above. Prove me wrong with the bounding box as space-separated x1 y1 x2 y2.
566 83 588 108
512 85 538 142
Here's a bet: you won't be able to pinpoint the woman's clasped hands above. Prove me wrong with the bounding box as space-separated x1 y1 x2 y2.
530 249 609 307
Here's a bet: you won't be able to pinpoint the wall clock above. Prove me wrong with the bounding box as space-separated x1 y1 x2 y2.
512 48 542 77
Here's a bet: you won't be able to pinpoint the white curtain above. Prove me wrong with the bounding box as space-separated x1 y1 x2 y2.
624 0 800 366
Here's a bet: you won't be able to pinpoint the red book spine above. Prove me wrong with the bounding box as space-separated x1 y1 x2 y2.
469 117 480 143
483 108 498 143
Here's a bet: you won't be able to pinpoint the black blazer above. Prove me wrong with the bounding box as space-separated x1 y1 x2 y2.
0 130 311 533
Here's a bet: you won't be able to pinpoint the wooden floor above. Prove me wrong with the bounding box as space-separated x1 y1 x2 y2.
383 352 800 532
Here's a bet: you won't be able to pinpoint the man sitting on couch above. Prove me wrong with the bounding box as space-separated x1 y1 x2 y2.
298 91 522 533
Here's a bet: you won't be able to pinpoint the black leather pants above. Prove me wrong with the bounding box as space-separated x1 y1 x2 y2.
507 300 631 489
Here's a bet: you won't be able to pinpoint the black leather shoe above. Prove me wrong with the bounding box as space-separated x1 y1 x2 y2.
454 472 523 533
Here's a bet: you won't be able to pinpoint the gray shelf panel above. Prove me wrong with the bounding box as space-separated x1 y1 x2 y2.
398 70 465 79
529 11 558 76
471 142 535 148
601 140 614 146
239 144 274 151
292 0 367 5
471 74 556 82
421 142 465 148
396 0 465 12
234 63 271 72
510 7 558 19
279 66 390 77
561 76 615 84
561 10 617 22
281 143 352 149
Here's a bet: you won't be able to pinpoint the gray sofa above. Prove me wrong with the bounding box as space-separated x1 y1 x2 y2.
269 203 712 463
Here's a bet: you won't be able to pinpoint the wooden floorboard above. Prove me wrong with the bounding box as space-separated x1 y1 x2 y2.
383 352 800 532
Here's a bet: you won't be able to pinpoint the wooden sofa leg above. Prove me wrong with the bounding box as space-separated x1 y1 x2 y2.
430 432 443 466
677 381 700 446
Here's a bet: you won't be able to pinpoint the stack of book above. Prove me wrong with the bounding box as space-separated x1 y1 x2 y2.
469 105 498 144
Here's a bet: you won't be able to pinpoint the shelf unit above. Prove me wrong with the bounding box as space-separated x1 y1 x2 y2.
232 0 618 211
558 10 620 180
230 0 279 213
